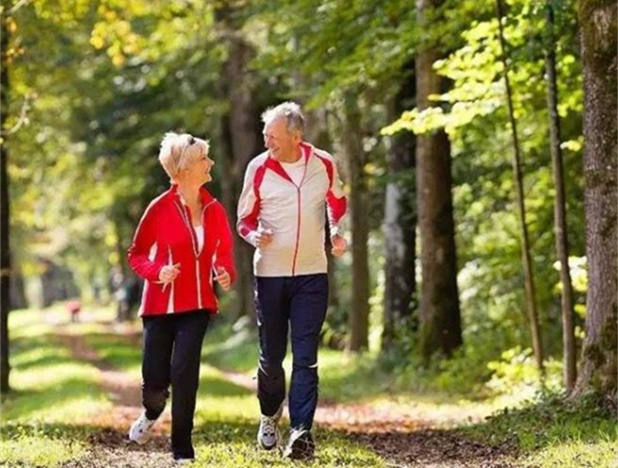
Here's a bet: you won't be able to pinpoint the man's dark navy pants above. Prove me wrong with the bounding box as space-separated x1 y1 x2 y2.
255 273 328 430
141 310 210 460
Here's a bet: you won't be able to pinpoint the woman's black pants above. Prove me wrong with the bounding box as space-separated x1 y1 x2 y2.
141 310 210 460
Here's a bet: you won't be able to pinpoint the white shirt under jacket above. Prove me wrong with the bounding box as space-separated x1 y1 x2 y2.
237 142 348 277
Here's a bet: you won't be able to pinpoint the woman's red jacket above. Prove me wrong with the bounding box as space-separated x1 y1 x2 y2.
127 185 236 316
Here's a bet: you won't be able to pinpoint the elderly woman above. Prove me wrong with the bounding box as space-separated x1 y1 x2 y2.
126 132 236 464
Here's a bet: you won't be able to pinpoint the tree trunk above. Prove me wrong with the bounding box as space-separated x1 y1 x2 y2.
308 111 341 318
1 2 12 393
416 0 462 363
572 0 617 400
544 0 577 391
9 259 27 310
294 73 341 319
495 0 544 372
382 63 417 352
114 218 128 277
343 94 370 352
215 2 260 323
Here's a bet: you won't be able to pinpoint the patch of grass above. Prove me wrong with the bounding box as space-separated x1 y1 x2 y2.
1 434 88 468
1 309 113 467
2 311 110 423
202 318 259 373
524 438 616 468
462 393 617 468
82 332 142 375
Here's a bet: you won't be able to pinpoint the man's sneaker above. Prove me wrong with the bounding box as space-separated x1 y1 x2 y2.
173 458 194 465
283 427 315 460
128 412 157 445
257 405 283 450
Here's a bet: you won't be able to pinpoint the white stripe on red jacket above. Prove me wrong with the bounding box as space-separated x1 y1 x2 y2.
237 142 347 277
127 185 236 316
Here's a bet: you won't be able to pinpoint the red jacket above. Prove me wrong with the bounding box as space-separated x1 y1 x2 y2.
127 185 236 316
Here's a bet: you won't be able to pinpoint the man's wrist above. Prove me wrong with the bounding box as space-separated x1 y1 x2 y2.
248 231 259 248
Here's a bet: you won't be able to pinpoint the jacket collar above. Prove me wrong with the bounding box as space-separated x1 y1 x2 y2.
168 184 215 206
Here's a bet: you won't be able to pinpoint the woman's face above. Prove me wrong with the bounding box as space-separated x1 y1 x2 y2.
182 150 215 185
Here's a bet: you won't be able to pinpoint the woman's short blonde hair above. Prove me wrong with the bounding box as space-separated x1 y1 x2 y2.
159 132 210 181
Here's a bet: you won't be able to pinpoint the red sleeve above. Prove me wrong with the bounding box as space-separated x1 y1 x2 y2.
127 201 165 282
237 160 266 247
214 203 237 284
315 151 348 236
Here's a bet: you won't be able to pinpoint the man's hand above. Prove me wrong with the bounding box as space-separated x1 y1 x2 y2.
331 234 347 257
215 267 231 291
255 227 273 249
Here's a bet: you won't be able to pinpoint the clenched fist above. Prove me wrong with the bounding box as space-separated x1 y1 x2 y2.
215 267 231 291
331 234 347 257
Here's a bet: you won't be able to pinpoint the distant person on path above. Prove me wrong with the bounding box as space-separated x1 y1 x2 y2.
237 102 348 460
127 132 236 464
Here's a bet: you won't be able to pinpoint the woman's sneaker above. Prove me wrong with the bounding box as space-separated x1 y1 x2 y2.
128 412 157 445
283 427 315 460
257 406 283 450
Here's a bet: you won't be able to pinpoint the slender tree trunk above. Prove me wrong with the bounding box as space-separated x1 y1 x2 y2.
495 0 544 372
382 63 417 352
572 0 617 400
1 3 12 393
294 69 341 320
416 0 462 363
215 2 260 323
113 218 128 277
343 94 369 352
310 112 341 318
9 259 27 310
544 0 577 391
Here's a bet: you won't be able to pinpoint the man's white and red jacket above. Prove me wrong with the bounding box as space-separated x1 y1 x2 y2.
237 142 347 277
127 185 236 316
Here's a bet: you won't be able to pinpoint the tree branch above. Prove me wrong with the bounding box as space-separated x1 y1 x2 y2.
0 94 32 137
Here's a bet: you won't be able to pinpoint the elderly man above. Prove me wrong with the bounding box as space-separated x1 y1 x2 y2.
237 102 347 459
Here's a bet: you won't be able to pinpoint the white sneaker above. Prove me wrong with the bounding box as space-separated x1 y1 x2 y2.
257 405 283 450
128 412 157 445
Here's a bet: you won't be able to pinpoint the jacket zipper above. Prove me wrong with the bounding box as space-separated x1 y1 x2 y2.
291 187 302 276
173 199 216 309
290 155 309 276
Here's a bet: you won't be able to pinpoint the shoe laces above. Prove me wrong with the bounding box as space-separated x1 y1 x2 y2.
260 414 277 436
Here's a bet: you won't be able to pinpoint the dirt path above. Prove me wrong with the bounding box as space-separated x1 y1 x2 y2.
54 323 176 467
216 368 521 468
53 318 521 468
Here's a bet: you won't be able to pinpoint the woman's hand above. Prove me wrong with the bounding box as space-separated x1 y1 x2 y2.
158 263 180 286
215 267 231 291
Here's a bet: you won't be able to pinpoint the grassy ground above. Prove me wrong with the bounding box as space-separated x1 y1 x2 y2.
462 393 617 468
1 307 109 467
1 307 385 467
1 305 616 468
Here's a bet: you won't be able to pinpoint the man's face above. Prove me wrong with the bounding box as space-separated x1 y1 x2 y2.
263 118 301 160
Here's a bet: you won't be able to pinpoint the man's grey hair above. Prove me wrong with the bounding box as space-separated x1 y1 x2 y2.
261 101 305 134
